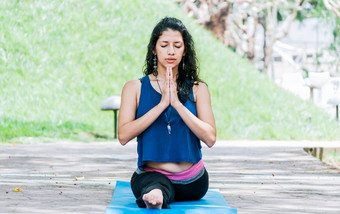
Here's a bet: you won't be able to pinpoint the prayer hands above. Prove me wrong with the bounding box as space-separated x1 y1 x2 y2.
160 67 180 108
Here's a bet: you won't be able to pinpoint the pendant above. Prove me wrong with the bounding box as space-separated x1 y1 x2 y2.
167 123 171 135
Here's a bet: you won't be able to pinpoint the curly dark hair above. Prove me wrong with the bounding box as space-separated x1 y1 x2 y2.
143 17 201 103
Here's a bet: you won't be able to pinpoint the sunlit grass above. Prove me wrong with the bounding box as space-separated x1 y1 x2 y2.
1 0 340 143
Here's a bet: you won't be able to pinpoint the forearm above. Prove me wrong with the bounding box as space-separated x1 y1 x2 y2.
118 103 166 145
173 102 216 148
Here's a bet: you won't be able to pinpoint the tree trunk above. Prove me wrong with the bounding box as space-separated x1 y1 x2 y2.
258 15 267 72
204 4 231 44
246 16 258 62
323 0 340 18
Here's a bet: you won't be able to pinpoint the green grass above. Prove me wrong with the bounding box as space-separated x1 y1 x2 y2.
1 0 340 143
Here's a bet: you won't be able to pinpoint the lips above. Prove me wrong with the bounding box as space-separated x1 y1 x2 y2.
166 58 176 63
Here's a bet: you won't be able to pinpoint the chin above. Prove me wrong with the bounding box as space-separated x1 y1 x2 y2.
168 64 178 68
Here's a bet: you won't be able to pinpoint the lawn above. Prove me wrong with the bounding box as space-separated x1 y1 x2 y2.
1 0 340 143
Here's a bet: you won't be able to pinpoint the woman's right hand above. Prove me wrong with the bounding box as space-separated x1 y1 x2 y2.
159 67 171 108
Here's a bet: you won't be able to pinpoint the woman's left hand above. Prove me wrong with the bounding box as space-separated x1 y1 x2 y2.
167 66 180 108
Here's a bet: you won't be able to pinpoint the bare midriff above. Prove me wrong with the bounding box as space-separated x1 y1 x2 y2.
146 161 194 173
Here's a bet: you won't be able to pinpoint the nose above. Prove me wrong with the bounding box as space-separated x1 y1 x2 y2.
168 45 175 55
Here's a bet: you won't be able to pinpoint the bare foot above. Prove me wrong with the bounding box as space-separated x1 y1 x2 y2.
142 189 163 209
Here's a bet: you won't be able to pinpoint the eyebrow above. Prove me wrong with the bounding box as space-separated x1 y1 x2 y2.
160 41 183 44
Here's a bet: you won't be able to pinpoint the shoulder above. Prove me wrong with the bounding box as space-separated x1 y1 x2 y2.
193 81 209 94
121 78 143 107
193 81 209 101
121 79 142 97
123 79 142 90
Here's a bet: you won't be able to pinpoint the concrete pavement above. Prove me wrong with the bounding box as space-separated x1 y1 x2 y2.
1 140 340 213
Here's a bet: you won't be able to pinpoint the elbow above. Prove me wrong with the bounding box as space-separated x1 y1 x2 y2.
118 125 131 145
117 124 130 145
118 125 137 145
206 136 216 148
204 132 216 148
203 125 216 148
118 137 128 146
118 132 129 146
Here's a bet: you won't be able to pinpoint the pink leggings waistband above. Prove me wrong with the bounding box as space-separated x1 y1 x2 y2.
144 160 203 181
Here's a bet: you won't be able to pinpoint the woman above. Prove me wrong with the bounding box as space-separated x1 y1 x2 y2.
118 17 216 209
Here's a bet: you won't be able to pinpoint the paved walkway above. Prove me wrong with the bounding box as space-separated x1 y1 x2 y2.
1 140 340 213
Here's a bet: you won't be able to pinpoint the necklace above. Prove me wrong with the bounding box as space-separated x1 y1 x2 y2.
155 76 172 134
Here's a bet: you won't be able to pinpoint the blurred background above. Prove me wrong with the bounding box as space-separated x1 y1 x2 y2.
175 0 339 113
0 0 339 143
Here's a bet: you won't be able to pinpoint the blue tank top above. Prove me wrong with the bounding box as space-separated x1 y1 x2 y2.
136 75 202 169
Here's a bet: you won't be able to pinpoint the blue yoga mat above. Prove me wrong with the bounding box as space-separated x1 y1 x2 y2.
105 181 237 214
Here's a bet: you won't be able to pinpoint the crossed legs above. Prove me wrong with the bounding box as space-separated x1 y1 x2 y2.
130 169 209 209
131 171 174 209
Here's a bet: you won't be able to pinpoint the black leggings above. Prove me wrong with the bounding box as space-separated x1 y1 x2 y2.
130 168 209 209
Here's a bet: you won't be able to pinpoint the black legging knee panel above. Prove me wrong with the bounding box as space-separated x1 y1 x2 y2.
130 169 209 209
